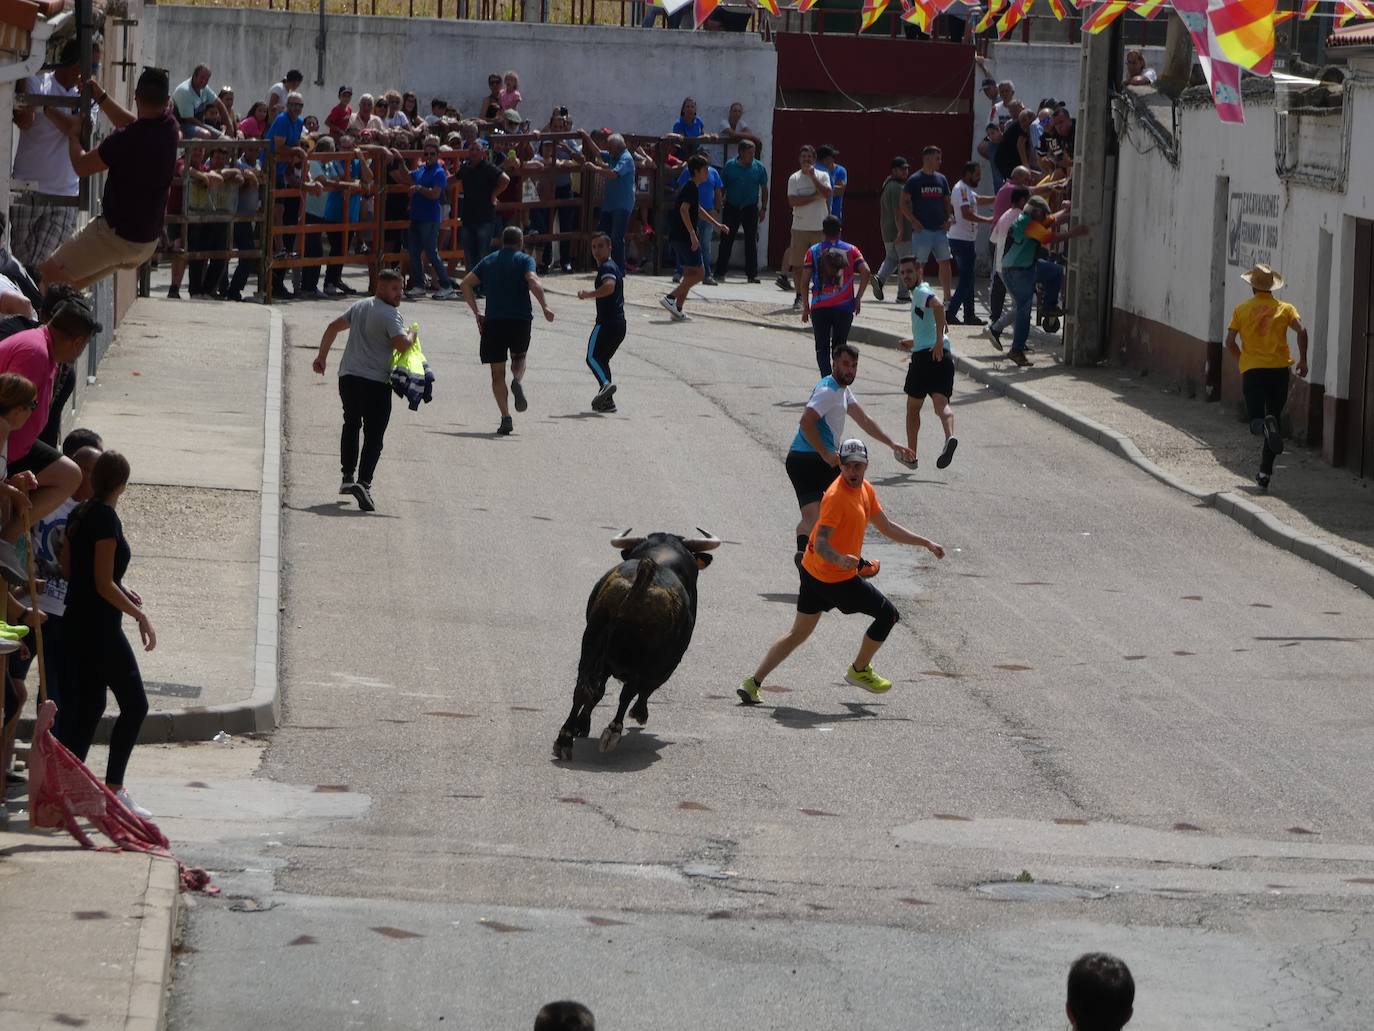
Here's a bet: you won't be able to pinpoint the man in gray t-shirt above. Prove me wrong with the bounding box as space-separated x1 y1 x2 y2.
312 269 412 511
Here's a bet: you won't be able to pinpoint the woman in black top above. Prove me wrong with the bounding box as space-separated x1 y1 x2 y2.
58 450 158 819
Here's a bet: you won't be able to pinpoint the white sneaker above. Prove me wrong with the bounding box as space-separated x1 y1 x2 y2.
114 787 153 820
404 287 426 300
659 295 680 318
431 287 456 300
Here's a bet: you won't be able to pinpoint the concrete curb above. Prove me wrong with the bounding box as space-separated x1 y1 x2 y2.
22 307 286 743
631 294 1374 601
137 306 284 741
125 856 181 1031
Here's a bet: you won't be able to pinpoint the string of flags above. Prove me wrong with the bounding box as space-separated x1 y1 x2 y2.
653 0 1369 123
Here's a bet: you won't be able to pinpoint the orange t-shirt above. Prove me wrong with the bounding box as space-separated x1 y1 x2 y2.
802 477 882 583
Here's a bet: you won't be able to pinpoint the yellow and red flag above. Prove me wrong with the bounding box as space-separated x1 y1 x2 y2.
997 0 1031 35
753 0 780 15
1208 0 1276 74
860 0 893 30
975 0 1005 32
1297 0 1319 17
796 0 823 11
1132 0 1166 18
1046 0 1068 20
693 0 721 26
900 0 935 29
1340 0 1374 21
1080 0 1131 32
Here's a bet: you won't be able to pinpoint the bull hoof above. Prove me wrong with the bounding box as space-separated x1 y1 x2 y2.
599 724 623 753
575 714 591 738
629 701 649 725
553 736 575 761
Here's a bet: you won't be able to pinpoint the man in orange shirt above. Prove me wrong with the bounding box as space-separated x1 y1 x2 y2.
739 438 944 703
1225 263 1308 492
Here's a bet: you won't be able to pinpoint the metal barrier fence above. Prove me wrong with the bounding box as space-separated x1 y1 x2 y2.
148 131 758 302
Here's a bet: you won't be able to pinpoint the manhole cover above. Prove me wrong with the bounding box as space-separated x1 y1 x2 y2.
975 882 1105 901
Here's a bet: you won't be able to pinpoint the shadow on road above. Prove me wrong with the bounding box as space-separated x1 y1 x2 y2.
768 701 905 730
288 502 399 519
556 729 668 771
758 592 798 604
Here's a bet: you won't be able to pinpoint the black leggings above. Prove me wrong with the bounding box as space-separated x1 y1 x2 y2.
810 308 853 376
1242 367 1290 474
586 321 626 388
59 619 148 786
339 374 393 485
798 570 900 642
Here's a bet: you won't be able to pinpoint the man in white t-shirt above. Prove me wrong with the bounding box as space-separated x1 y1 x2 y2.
782 342 914 567
267 69 305 123
781 145 831 309
947 161 994 326
718 101 760 166
988 184 1029 324
9 39 94 274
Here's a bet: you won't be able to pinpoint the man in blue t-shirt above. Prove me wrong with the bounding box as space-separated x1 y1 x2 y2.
266 92 307 298
783 342 914 568
899 144 954 305
586 131 637 273
460 226 556 436
896 254 957 471
406 139 454 301
715 140 769 283
673 148 724 285
817 144 847 220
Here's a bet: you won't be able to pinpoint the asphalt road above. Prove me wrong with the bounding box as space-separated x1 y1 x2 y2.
167 282 1374 1030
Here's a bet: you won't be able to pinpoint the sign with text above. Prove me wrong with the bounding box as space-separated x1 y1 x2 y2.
1227 191 1281 268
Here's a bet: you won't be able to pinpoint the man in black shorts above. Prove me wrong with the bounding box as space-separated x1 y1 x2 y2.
660 153 723 322
740 438 944 703
897 254 958 470
784 342 913 567
576 232 624 413
461 226 555 436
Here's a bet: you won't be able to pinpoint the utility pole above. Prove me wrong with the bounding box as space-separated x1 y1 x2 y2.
1064 20 1123 367
315 1 327 87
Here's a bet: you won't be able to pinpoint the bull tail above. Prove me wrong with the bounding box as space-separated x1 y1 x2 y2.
621 558 658 614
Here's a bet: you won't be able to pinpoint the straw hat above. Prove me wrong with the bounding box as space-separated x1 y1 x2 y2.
1241 263 1284 290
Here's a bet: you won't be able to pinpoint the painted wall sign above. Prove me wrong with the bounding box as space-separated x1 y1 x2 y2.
1227 191 1281 268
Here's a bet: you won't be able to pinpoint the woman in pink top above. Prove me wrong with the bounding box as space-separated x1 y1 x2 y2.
499 71 522 111
238 101 268 138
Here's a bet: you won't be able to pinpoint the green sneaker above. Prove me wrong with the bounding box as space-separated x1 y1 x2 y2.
845 664 892 694
0 622 30 641
737 676 762 706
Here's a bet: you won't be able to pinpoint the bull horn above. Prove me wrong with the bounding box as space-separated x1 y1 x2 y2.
610 528 645 549
682 527 721 552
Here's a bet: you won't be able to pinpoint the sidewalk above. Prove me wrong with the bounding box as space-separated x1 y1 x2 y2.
0 830 179 1031
18 296 283 740
543 272 1374 591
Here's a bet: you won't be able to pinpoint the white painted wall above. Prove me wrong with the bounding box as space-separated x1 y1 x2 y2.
146 7 777 143
1111 79 1374 402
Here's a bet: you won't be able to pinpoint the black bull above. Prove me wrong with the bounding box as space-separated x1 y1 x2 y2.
553 530 721 760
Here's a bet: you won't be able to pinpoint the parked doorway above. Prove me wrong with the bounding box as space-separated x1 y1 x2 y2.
1349 219 1374 478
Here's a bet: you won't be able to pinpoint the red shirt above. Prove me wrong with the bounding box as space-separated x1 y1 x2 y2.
326 103 352 136
0 326 56 462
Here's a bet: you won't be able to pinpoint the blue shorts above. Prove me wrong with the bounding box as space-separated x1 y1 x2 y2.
910 228 951 263
671 239 703 268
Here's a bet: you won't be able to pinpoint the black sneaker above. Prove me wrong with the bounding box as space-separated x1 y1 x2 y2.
511 380 528 413
167 286 181 299
1256 472 1271 492
936 437 959 469
593 382 617 409
986 326 1004 351
962 315 986 327
339 476 354 496
947 313 962 326
497 415 514 436
871 278 885 302
1263 414 1285 455
747 276 761 284
595 402 617 413
224 290 243 303
775 273 792 292
350 482 376 512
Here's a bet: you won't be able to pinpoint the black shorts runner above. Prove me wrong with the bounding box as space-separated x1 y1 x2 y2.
785 449 840 507
904 348 956 399
479 318 533 365
8 438 62 477
796 567 900 641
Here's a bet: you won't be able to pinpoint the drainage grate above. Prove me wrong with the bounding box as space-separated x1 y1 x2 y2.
975 882 1105 901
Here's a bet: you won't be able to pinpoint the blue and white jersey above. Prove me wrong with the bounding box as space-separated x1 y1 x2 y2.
789 375 855 454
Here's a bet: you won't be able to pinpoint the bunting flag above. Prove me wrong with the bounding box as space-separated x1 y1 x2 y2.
997 0 1032 35
694 0 721 25
1298 0 1319 17
860 0 893 29
1081 0 1131 32
796 0 823 11
900 0 935 30
974 0 1004 32
753 0 780 14
1132 0 1167 18
1047 0 1068 19
1208 0 1276 74
661 0 692 13
1340 0 1374 20
1171 0 1245 123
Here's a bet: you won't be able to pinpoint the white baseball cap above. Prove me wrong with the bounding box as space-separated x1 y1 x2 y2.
838 439 869 465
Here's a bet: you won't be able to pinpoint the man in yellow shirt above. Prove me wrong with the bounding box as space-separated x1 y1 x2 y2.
1225 263 1309 492
738 438 944 703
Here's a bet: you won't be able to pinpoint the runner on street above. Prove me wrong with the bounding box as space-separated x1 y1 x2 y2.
576 232 625 413
897 254 958 470
740 438 945 702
